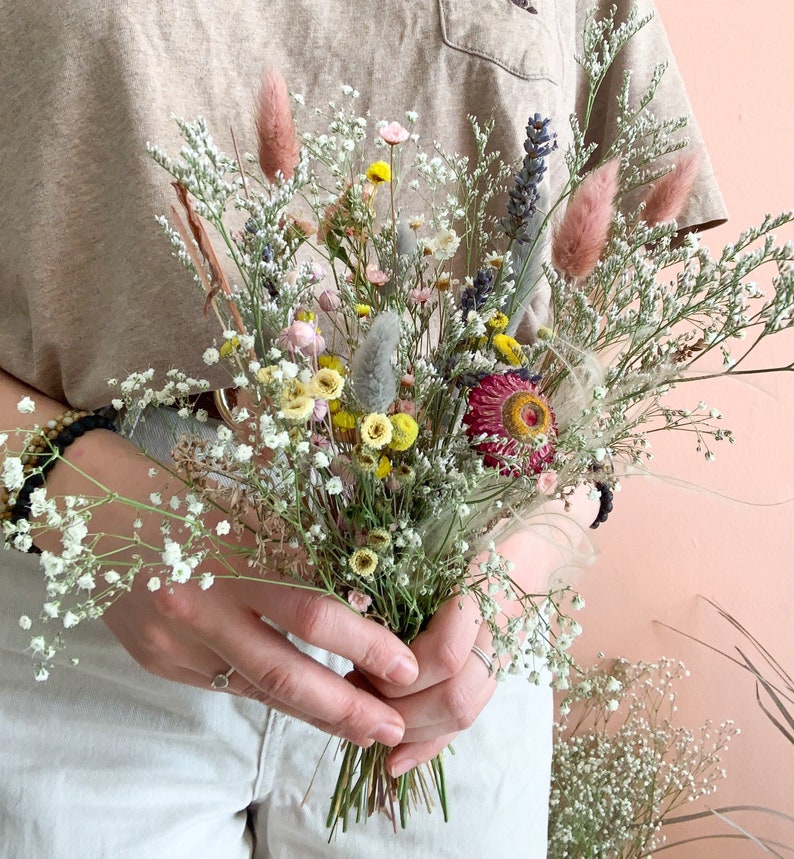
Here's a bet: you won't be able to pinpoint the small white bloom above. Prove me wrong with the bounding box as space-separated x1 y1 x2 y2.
42 602 60 619
234 444 254 463
34 665 50 682
148 468 159 478
19 615 32 630
216 425 233 442
162 540 182 566
17 396 36 414
0 433 7 448
149 492 163 506
1 456 25 491
147 576 162 592
111 398 124 411
62 611 81 629
199 572 215 590
326 476 344 495
104 570 121 585
168 495 181 511
215 520 231 536
313 451 330 469
76 572 96 591
170 562 192 584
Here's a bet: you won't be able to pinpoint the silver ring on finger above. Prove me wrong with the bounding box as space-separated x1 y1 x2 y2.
210 666 235 690
470 645 494 677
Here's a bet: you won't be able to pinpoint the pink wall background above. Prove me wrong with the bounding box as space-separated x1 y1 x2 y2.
573 1 794 855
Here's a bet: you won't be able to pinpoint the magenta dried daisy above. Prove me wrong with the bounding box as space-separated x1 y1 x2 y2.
463 372 556 475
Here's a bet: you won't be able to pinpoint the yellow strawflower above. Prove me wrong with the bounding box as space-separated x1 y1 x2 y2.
310 368 344 401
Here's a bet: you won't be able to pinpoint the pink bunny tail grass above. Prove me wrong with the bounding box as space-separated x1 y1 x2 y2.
642 149 704 226
552 159 620 279
255 66 300 183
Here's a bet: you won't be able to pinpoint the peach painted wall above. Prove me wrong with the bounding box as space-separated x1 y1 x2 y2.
572 1 794 856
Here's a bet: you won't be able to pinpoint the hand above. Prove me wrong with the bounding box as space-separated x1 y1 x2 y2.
366 489 600 776
103 567 419 749
29 415 419 750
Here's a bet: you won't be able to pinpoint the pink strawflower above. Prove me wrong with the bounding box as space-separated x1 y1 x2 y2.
401 372 415 388
552 160 619 279
642 150 703 226
347 589 373 613
536 470 558 495
379 122 410 145
463 372 556 476
256 66 301 183
277 320 326 356
365 263 389 286
408 286 433 305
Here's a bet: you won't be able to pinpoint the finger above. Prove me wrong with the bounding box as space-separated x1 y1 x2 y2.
389 628 497 744
373 590 483 699
386 731 459 779
220 578 419 687
207 608 408 748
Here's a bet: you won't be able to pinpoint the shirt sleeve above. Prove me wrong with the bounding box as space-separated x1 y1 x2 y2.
575 0 728 234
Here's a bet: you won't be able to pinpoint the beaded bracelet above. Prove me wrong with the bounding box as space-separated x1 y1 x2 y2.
589 480 614 529
0 409 118 525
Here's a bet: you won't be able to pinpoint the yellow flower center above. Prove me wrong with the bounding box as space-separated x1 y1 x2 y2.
501 391 552 442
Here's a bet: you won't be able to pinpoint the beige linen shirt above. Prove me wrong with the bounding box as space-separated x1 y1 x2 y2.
0 0 726 408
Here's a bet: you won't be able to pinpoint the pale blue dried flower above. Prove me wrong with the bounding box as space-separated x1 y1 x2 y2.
350 311 400 412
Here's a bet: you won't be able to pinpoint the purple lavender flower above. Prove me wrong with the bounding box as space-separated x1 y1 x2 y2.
460 267 495 320
499 114 556 243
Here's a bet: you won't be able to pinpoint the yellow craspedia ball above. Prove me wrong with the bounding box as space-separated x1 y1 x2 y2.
493 333 526 367
318 354 346 375
388 413 419 451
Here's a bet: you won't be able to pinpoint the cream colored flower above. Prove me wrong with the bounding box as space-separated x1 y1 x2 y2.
310 367 345 401
359 413 393 449
349 548 379 578
281 395 315 422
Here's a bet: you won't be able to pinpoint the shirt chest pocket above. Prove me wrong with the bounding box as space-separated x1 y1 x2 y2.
438 0 561 83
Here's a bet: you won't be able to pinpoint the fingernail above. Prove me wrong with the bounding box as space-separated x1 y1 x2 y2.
370 722 404 747
386 654 418 685
389 757 417 778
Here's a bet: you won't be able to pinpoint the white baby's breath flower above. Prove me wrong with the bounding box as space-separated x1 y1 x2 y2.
216 425 233 442
234 444 254 463
215 520 231 536
162 540 182 566
0 433 7 448
149 492 163 507
34 665 50 682
19 615 32 630
170 562 192 584
147 577 162 592
199 572 215 590
326 476 344 496
16 396 36 414
104 570 121 585
1 456 24 491
63 611 81 629
76 572 96 591
313 451 331 469
42 602 60 619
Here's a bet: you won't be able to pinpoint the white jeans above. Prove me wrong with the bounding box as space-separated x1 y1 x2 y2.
0 547 552 858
